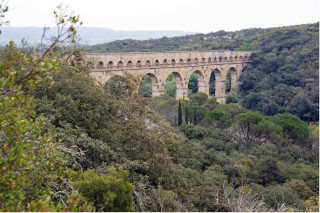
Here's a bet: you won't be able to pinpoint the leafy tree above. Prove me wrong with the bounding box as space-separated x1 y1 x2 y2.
257 157 285 186
225 70 231 93
193 108 198 125
185 106 189 124
74 168 134 212
268 113 309 147
203 110 232 129
189 92 208 106
188 73 198 94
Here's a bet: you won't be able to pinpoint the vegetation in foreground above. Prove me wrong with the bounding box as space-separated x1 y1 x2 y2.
0 4 319 212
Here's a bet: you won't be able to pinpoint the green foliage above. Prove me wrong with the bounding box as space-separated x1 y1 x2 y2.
188 73 198 94
164 73 176 97
257 157 285 185
268 113 309 146
74 168 134 212
185 106 189 124
139 75 152 97
188 92 208 106
178 100 182 126
234 42 256 51
203 110 232 129
305 196 319 212
225 70 231 93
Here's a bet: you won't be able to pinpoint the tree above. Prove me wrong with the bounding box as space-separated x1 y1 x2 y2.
0 5 93 211
193 108 198 125
268 113 309 147
185 106 189 124
178 100 182 126
74 168 134 212
189 92 208 106
203 110 232 129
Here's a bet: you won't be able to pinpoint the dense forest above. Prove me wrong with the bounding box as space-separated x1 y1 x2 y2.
0 4 319 212
88 23 319 122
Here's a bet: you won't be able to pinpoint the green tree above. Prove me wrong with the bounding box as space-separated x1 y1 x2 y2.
194 108 198 125
185 106 189 124
189 92 208 106
178 100 182 125
268 113 309 147
74 168 134 212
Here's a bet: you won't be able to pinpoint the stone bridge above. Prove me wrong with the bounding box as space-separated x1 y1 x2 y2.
86 50 252 104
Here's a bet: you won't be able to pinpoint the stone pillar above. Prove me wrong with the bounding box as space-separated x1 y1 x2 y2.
183 87 189 100
230 72 238 91
215 80 226 97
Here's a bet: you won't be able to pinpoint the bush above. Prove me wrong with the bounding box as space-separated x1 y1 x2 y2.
74 167 134 212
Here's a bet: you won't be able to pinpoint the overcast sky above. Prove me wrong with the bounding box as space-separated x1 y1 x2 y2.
4 0 320 33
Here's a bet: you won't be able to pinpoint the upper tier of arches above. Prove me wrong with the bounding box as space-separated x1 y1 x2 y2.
87 51 252 70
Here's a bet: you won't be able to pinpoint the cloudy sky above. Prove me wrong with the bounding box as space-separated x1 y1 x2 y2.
4 0 320 33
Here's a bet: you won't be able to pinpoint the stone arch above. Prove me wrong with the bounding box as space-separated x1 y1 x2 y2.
146 60 151 67
194 58 198 64
127 61 133 68
224 57 228 61
214 57 217 62
166 72 184 99
117 61 123 69
208 57 212 63
219 57 222 62
187 59 191 64
240 56 243 60
211 68 225 97
244 55 248 60
107 61 113 69
234 56 238 61
191 70 206 93
140 73 160 97
229 56 233 62
98 61 104 69
202 58 206 63
171 59 176 66
154 60 159 66
136 60 142 68
179 59 184 65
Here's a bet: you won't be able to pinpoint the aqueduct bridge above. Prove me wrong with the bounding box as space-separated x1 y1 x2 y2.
87 50 252 104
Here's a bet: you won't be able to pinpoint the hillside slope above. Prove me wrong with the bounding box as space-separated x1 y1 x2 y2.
86 23 319 121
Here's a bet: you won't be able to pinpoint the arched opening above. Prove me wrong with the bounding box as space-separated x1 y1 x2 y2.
229 67 238 92
234 56 238 61
136 60 142 68
171 59 176 66
229 56 233 62
188 70 206 96
117 61 123 69
219 57 222 62
208 57 212 63
179 59 183 65
194 58 198 64
244 55 248 60
214 57 217 62
202 58 205 63
187 59 191 65
98 61 104 69
139 73 160 97
146 60 151 67
163 59 168 66
164 72 184 99
127 61 133 68
240 56 243 60
104 76 132 97
108 61 113 69
154 60 159 66
225 70 231 93
224 57 228 61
